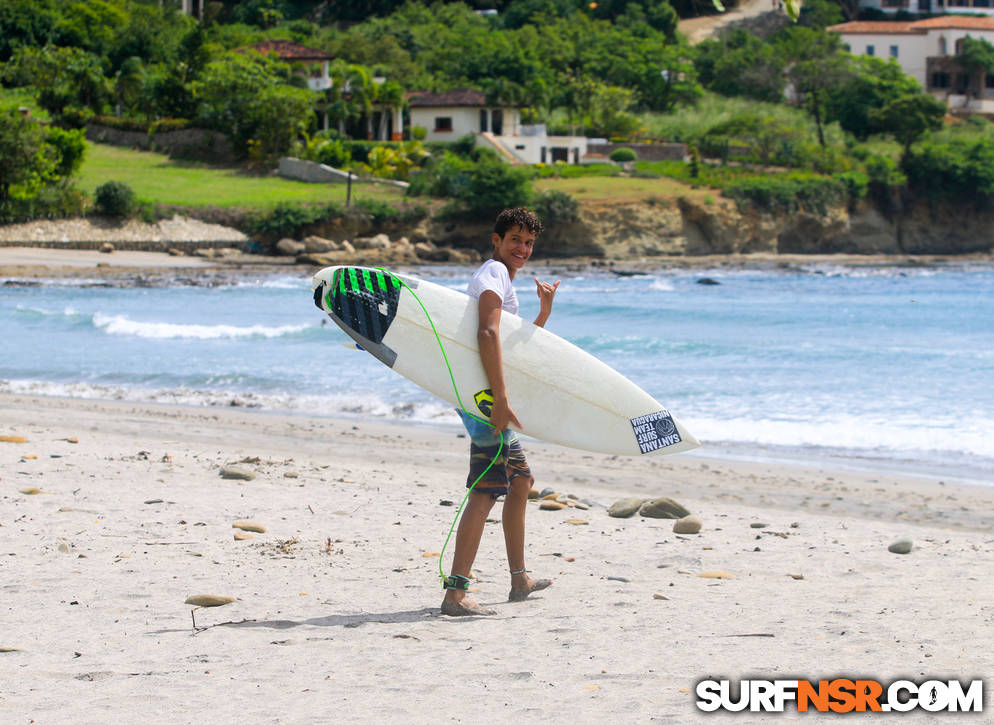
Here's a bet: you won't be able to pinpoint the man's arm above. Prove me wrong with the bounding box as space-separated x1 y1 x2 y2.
477 290 521 433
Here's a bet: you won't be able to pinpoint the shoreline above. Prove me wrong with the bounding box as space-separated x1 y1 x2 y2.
3 393 993 722
4 382 993 489
3 245 994 283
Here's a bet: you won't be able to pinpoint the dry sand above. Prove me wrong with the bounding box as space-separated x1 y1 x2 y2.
2 393 993 723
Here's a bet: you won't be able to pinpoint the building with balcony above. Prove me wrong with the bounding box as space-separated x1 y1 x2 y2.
829 15 994 113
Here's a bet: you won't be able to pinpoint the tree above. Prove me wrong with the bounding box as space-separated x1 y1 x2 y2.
956 37 994 100
870 94 946 158
0 107 56 209
780 29 851 147
824 56 920 140
193 51 314 158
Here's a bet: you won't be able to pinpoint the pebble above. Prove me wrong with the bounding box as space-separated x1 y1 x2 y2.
673 514 703 534
607 576 630 583
607 498 644 518
788 573 804 580
540 500 567 511
527 488 540 500
19 487 44 495
184 595 235 607
652 594 670 600
232 520 266 533
539 487 556 498
65 437 79 444
639 497 691 519
541 492 561 500
564 518 588 525
220 466 255 480
888 538 913 555
233 532 254 541
284 472 299 479
0 646 23 653
750 522 768 529
572 502 590 510
0 435 27 444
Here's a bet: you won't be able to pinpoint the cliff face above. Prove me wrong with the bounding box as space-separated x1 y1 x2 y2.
422 197 994 259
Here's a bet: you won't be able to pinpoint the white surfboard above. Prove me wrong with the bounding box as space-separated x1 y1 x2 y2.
312 265 699 457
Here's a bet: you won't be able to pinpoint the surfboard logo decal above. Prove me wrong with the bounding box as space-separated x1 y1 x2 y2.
473 389 494 418
630 411 682 454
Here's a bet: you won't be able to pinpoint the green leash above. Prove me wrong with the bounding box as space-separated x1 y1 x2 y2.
375 268 504 589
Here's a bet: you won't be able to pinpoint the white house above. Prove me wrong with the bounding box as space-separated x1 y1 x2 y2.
408 89 589 164
829 16 994 112
859 0 994 17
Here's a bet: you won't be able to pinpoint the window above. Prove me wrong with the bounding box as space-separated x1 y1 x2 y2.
890 45 899 57
931 72 951 89
986 74 994 88
866 44 875 56
434 117 453 132
479 109 488 133
939 36 947 55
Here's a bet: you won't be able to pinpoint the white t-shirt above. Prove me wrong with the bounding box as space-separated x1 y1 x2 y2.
466 259 518 314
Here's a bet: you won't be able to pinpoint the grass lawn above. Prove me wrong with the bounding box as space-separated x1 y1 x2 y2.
535 174 712 203
77 143 406 208
0 88 48 119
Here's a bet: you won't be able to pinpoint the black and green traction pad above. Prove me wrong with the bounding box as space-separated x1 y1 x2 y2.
314 266 405 367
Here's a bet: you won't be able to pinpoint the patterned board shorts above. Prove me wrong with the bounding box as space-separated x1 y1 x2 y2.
457 409 532 499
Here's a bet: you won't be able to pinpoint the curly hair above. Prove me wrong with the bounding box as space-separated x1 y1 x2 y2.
493 207 544 238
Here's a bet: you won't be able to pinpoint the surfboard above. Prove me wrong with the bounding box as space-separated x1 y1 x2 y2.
312 265 699 457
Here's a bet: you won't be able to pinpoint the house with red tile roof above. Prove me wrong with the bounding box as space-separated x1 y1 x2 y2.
408 89 591 164
244 40 335 91
829 15 994 113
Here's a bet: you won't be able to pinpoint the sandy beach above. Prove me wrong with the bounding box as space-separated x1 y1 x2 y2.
2 392 993 723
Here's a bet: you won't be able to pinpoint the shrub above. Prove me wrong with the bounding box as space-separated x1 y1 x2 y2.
533 190 580 225
723 173 866 215
610 147 637 163
248 201 340 238
94 181 137 217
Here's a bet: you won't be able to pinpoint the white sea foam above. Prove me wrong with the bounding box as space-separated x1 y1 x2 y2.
91 313 311 340
683 413 994 462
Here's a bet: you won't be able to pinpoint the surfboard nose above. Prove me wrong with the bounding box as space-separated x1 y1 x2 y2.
313 281 327 311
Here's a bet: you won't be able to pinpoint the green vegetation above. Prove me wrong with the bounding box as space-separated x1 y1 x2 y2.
0 0 992 229
76 143 404 208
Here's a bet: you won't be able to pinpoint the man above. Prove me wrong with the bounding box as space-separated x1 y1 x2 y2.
441 207 561 617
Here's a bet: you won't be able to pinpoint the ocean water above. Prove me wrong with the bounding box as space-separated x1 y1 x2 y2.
3 262 993 484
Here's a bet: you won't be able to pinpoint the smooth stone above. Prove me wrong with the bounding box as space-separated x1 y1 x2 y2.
607 576 630 583
220 466 255 480
540 500 567 511
184 595 235 607
608 497 645 518
888 538 913 554
697 571 734 579
652 593 670 600
539 487 556 498
673 514 703 534
573 502 590 510
0 435 27 443
639 497 691 519
564 518 588 525
232 520 266 533
233 532 254 541
527 488 540 500
750 522 768 528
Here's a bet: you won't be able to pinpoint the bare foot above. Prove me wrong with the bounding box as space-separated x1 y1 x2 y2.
508 574 552 602
440 594 496 617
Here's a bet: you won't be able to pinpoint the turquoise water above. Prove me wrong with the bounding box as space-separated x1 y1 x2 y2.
3 262 993 483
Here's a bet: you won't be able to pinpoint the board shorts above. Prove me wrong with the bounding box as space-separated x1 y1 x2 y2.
457 409 532 499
